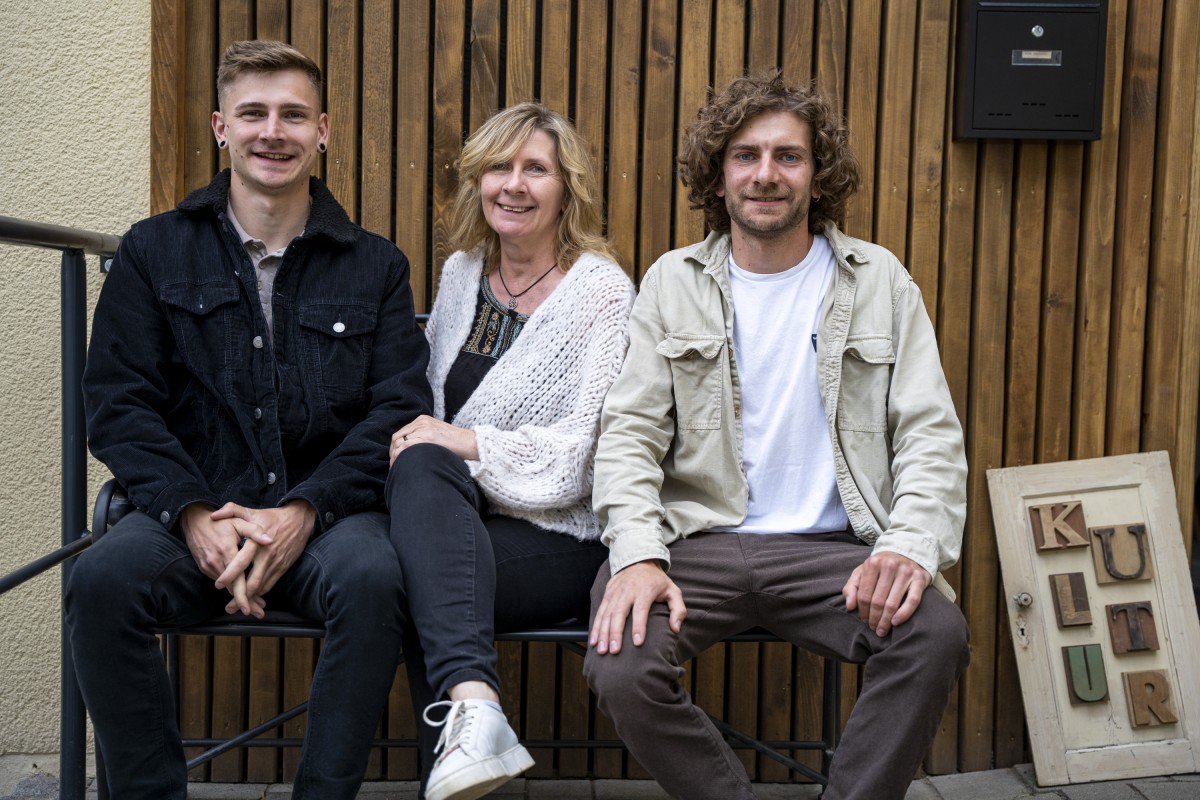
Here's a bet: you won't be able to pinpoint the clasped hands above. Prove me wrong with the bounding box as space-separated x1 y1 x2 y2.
588 550 931 656
181 499 316 618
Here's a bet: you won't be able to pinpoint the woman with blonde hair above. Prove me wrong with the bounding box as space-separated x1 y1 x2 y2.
386 102 634 800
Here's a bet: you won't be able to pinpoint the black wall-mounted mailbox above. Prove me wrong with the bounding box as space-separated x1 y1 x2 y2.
955 0 1107 140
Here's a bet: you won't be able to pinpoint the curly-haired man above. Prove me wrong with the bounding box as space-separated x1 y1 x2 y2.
585 73 971 800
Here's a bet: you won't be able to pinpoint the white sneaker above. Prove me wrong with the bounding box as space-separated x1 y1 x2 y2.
422 699 534 800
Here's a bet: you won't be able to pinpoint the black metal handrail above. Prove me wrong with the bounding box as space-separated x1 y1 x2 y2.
0 212 119 800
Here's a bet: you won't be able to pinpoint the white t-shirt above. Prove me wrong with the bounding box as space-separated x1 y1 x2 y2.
717 234 849 535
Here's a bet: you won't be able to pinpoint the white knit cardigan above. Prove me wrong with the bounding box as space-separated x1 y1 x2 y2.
425 247 636 540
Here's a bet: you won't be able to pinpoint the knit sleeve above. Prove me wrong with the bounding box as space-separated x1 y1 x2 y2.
466 264 635 512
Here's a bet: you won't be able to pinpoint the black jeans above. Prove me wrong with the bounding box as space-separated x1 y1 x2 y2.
65 509 405 800
386 444 607 781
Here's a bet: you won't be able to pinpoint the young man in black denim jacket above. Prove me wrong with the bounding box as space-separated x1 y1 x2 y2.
66 40 431 800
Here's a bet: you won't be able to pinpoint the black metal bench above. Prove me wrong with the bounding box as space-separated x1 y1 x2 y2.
88 478 841 797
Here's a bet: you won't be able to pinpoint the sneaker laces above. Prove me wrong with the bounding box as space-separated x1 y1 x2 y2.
424 700 478 759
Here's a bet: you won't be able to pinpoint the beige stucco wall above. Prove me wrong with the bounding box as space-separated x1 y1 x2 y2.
0 0 150 762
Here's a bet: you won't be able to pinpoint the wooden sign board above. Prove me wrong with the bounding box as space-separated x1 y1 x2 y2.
987 451 1200 785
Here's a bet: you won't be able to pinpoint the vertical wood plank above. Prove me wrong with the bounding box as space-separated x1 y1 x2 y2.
1072 0 1127 461
638 0 677 273
1177 14 1200 555
556 649 590 777
150 0 185 215
209 637 246 781
291 0 326 180
958 140 1013 772
674 0 712 251
281 640 317 781
1144 0 1198 526
780 0 815 87
325 0 360 218
183 0 217 196
727 642 760 777
245 638 280 782
1038 145 1084 466
505 0 536 105
789 648 825 782
469 0 500 131
539 0 572 112
432 0 467 284
255 0 288 40
814 0 846 103
872 0 916 261
714 0 746 91
386 666 418 778
217 0 253 176
395 0 430 310
907 0 951 321
746 0 780 75
757 642 793 782
1106 0 1162 456
178 636 212 781
606 0 643 275
523 642 557 778
574 0 610 224
360 0 395 239
842 0 880 239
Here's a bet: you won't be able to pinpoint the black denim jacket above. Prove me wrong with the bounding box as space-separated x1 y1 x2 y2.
83 170 433 533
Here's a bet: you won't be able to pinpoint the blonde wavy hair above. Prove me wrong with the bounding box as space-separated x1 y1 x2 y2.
449 102 618 271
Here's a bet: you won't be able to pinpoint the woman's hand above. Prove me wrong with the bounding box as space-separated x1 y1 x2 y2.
390 414 480 464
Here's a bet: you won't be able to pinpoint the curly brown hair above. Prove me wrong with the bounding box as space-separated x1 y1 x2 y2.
679 73 860 235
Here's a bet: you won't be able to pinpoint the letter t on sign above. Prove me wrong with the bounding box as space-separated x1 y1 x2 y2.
1029 501 1089 550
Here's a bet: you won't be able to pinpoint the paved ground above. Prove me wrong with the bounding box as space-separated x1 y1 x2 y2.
3 765 1200 800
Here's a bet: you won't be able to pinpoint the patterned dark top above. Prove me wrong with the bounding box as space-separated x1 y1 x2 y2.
443 274 529 422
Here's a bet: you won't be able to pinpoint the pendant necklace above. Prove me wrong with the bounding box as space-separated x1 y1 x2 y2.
498 261 558 311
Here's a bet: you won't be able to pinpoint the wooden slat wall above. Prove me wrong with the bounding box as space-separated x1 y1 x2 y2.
147 0 1200 782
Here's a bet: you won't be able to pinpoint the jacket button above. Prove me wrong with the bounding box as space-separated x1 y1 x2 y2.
160 511 170 525
324 511 335 524
253 407 263 420
253 336 264 349
333 321 346 333
266 472 277 485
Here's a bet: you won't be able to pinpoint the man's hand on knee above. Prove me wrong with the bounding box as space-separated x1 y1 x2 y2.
589 560 685 655
843 551 930 637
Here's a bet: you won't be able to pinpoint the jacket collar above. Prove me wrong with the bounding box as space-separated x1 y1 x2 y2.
687 221 868 273
176 169 356 245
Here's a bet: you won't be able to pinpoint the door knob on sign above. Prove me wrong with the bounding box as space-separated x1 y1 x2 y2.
1013 592 1033 608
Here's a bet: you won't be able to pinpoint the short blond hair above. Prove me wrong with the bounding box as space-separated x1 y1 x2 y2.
449 103 618 271
217 40 323 109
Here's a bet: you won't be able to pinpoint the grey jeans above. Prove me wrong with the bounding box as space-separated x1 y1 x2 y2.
583 532 970 800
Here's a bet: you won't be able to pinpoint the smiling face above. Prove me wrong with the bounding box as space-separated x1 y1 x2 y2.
479 129 567 253
212 68 328 201
718 111 817 241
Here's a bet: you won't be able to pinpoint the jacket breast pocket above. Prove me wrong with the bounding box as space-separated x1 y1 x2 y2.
657 334 725 431
159 279 241 375
298 301 377 399
838 335 894 433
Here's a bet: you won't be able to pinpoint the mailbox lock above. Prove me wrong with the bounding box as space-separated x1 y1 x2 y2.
1032 25 1045 37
